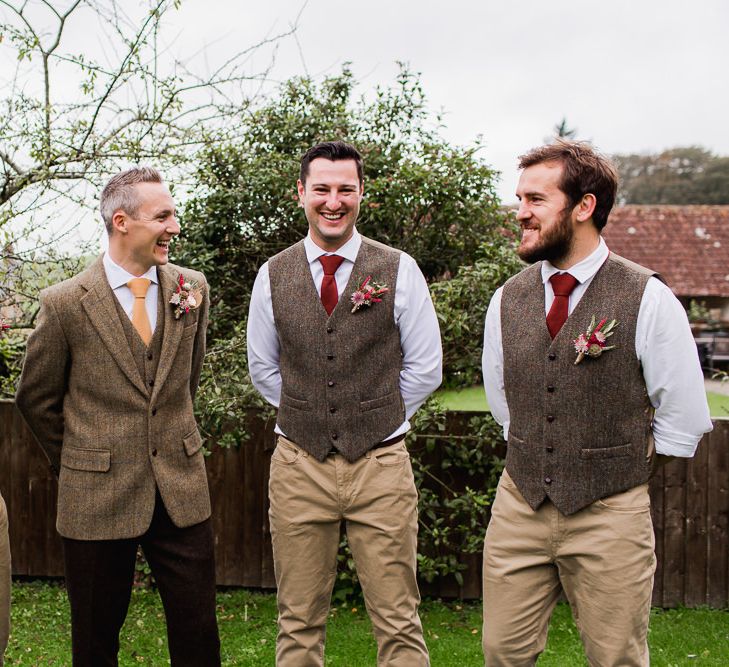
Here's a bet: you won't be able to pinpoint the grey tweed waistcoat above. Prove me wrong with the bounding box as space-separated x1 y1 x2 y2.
268 236 404 462
501 253 659 515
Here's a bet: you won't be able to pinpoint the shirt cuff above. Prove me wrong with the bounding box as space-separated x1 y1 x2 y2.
652 423 712 458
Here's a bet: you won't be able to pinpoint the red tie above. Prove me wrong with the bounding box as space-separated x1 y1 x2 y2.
546 273 578 339
319 255 345 316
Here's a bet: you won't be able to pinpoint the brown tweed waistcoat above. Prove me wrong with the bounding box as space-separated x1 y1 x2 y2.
268 236 404 462
501 253 659 516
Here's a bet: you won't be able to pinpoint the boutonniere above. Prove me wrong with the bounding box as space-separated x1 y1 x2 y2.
169 275 203 319
0 319 9 334
573 316 618 365
350 276 389 313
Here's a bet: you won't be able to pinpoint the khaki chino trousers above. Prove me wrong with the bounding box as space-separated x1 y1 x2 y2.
482 470 656 667
268 436 430 667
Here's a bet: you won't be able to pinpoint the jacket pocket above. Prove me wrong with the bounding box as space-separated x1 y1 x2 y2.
280 393 312 411
183 428 203 456
181 323 197 340
360 391 400 413
580 442 634 460
61 446 111 472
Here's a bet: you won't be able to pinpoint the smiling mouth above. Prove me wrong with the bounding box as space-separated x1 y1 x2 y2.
156 240 171 250
321 212 345 221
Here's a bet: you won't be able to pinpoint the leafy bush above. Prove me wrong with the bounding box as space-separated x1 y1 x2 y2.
430 239 522 388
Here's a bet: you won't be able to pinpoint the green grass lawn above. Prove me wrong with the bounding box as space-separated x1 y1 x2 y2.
5 583 729 665
437 386 729 418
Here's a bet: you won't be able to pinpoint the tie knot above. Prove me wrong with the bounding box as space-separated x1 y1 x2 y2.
549 273 578 297
319 255 344 276
127 277 151 299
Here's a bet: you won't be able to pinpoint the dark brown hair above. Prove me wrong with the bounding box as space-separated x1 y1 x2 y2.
518 140 618 231
299 141 363 185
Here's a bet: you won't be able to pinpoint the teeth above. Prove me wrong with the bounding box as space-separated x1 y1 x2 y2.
322 213 343 220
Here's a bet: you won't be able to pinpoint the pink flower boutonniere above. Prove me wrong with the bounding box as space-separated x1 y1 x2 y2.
169 275 203 319
573 316 618 365
350 276 389 313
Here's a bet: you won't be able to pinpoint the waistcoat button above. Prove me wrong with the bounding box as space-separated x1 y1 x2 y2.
331 433 338 440
546 446 554 453
547 385 554 393
548 353 556 361
326 326 334 334
152 449 158 457
545 477 552 484
328 380 335 387
329 406 337 414
546 414 554 422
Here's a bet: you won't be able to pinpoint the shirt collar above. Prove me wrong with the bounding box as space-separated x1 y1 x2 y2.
102 252 159 290
304 228 361 265
541 237 609 285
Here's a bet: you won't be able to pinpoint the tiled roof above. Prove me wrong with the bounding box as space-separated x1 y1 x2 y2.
602 206 729 297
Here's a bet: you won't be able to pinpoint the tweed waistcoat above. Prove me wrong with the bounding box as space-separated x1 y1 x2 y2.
112 285 164 392
501 253 658 515
269 236 404 462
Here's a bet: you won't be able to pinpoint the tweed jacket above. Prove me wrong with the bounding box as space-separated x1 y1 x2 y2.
15 257 211 540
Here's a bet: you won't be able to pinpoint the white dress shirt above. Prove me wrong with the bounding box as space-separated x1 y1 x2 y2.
247 228 443 440
103 252 160 333
482 238 713 457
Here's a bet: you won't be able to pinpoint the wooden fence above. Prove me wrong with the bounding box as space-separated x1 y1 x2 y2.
1 400 727 608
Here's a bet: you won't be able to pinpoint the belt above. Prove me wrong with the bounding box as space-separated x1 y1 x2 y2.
326 435 405 456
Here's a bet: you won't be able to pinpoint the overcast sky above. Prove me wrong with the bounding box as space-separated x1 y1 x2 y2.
167 0 729 202
2 0 728 249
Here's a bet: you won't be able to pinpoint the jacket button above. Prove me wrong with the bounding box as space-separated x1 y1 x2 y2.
149 380 154 387
326 326 334 334
152 449 158 457
331 433 338 440
546 415 554 423
548 353 556 360
152 408 157 416
327 380 335 387
545 477 552 484
547 385 554 393
546 446 554 453
329 407 337 414
147 352 153 360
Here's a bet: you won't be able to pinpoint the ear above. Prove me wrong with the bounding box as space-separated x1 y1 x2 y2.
358 182 364 201
296 180 305 208
574 193 597 223
111 209 128 235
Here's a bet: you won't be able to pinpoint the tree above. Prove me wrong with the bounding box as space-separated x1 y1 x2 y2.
0 0 299 330
613 146 729 204
176 65 509 340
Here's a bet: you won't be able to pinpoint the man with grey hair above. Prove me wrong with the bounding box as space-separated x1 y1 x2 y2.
16 167 220 665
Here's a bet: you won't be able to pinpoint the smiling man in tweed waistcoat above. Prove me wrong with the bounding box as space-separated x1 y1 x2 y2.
16 167 220 666
248 141 442 666
481 140 712 666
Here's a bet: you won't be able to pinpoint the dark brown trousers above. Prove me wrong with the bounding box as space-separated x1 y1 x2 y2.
62 493 220 667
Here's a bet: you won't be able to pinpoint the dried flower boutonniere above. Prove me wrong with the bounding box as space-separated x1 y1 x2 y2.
169 275 203 319
350 276 389 313
573 316 618 365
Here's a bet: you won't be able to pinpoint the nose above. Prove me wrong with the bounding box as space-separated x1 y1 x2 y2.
167 215 181 235
516 201 530 221
326 192 342 211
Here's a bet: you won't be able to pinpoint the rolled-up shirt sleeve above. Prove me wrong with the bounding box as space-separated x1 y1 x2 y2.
246 262 282 407
638 278 713 457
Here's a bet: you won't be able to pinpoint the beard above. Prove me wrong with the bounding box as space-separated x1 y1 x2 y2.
517 207 574 264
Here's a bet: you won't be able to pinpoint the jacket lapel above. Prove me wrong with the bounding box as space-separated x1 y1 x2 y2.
151 264 185 402
79 257 148 397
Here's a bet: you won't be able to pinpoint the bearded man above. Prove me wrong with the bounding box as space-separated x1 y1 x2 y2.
481 140 712 666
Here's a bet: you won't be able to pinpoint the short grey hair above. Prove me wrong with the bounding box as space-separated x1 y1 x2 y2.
100 166 163 235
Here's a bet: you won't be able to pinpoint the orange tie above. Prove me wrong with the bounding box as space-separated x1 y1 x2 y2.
127 278 152 345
